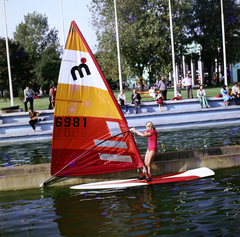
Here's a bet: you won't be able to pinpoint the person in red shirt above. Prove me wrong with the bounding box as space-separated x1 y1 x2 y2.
131 121 158 182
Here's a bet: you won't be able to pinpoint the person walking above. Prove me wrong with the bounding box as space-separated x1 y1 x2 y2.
24 85 35 112
158 76 168 100
131 121 158 182
182 73 193 99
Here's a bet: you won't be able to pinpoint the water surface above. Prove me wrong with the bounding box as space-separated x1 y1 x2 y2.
1 167 240 236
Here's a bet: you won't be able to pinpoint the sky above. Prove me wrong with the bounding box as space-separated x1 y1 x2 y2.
0 0 98 52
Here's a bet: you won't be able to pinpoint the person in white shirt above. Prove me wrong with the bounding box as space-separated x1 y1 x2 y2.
149 86 157 100
118 90 129 115
197 85 208 108
182 73 193 99
232 83 240 98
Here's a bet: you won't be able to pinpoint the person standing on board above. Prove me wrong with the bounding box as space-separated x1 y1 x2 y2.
131 121 158 182
182 73 193 99
24 85 35 112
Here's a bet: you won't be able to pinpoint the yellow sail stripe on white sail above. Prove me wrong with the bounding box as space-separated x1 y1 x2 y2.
55 84 121 119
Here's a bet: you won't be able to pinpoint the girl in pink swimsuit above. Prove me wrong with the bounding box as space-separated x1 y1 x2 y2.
131 121 158 182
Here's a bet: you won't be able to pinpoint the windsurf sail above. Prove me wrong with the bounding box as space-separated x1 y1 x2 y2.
50 21 144 177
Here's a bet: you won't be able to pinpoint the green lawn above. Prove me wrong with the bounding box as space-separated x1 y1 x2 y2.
0 85 224 111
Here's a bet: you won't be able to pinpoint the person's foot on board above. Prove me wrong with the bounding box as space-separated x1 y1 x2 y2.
145 177 152 182
138 173 146 180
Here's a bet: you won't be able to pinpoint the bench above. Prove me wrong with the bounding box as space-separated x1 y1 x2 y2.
137 90 160 100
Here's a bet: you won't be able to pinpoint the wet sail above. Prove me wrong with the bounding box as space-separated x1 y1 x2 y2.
51 21 144 176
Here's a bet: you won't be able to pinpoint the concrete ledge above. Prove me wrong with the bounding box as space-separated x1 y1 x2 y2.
1 145 240 191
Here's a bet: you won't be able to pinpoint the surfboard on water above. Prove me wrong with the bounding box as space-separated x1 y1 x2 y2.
70 167 215 190
41 21 215 188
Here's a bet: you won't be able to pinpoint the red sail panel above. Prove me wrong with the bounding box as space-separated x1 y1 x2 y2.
50 21 144 176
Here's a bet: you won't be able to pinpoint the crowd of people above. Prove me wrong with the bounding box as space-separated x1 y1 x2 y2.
117 75 240 114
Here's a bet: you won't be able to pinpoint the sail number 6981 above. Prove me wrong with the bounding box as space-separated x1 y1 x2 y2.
55 117 87 127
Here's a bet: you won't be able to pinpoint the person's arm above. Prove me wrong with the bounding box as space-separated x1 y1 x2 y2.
203 89 206 97
131 128 151 137
24 90 27 102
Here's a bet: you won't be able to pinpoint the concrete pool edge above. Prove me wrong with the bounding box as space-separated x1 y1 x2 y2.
1 145 240 191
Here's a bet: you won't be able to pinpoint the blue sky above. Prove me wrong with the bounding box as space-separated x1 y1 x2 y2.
0 0 98 52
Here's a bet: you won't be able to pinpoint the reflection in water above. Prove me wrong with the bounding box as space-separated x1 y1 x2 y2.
1 168 240 236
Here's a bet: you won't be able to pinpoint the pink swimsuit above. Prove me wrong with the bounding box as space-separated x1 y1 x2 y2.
147 130 158 151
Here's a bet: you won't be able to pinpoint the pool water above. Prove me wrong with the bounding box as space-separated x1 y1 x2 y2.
1 167 240 236
1 124 239 167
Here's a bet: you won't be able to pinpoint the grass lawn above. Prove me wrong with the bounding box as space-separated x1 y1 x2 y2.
0 85 224 111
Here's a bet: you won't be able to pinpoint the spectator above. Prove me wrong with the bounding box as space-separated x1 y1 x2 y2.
24 85 35 112
131 89 141 114
29 108 40 131
220 85 232 106
156 92 164 112
171 90 182 100
48 85 54 109
149 86 157 101
118 90 129 115
197 85 208 108
232 83 239 98
235 93 240 105
182 73 193 99
158 76 168 100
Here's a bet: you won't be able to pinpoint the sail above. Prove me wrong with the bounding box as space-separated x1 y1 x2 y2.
51 21 144 176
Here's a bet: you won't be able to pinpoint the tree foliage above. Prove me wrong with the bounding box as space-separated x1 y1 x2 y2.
13 11 62 90
0 37 33 94
90 0 240 84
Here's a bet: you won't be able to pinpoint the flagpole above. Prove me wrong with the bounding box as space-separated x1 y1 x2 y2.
113 0 123 91
60 0 65 46
169 0 177 97
220 0 227 86
3 0 14 106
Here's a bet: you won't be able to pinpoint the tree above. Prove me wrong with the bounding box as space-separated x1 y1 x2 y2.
89 0 191 85
0 37 33 94
182 0 240 82
13 11 62 90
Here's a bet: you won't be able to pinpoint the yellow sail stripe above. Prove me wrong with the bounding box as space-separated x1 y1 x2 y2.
55 83 121 119
65 23 88 52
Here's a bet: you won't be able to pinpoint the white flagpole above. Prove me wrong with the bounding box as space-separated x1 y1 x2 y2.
3 0 14 106
60 0 65 46
114 0 123 91
220 0 227 87
169 0 177 97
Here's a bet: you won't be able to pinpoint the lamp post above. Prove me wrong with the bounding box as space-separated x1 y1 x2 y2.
169 0 177 97
114 0 123 91
60 0 65 46
3 0 14 106
220 0 228 86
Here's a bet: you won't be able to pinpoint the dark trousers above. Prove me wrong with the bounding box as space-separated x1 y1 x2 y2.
186 86 193 99
160 90 167 100
24 97 33 112
29 119 38 130
133 101 140 114
48 96 53 109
